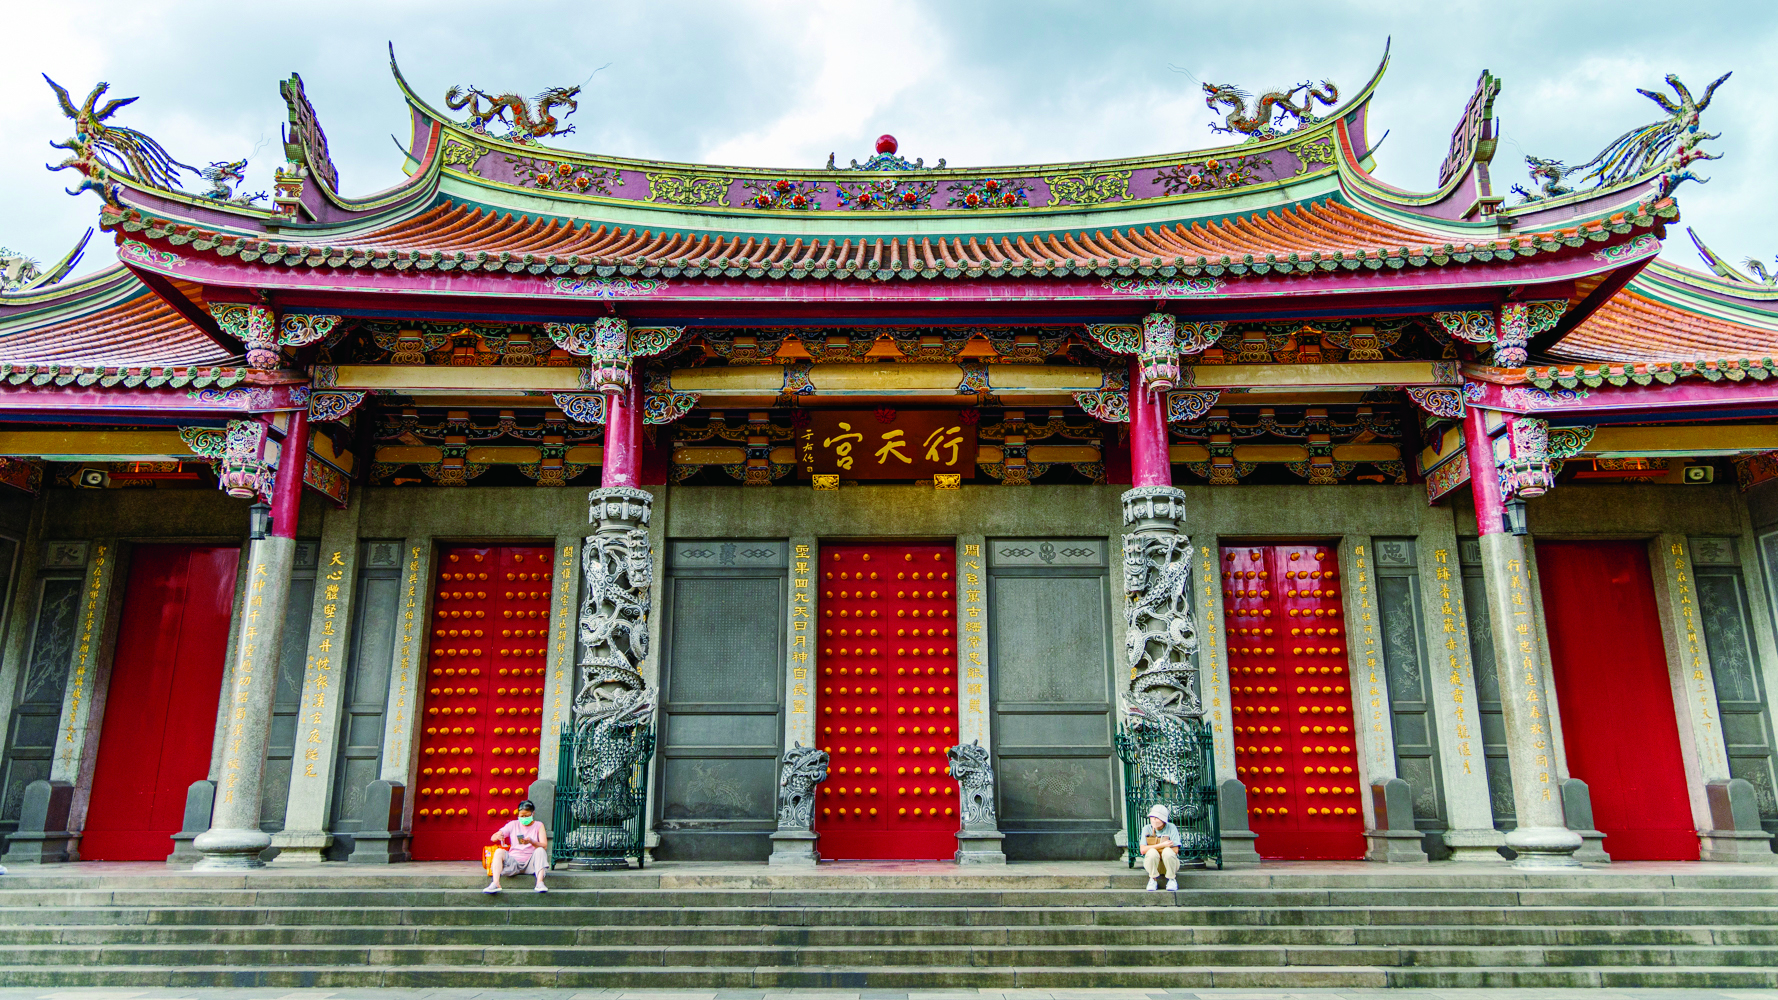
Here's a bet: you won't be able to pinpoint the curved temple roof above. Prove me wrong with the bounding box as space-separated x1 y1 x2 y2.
0 266 236 368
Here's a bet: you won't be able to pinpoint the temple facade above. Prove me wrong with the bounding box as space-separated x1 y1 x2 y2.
1 51 1776 870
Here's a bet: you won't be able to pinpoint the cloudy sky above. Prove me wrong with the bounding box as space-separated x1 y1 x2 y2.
4 0 1774 279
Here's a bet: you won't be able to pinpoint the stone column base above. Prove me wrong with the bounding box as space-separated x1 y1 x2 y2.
270 831 333 865
955 829 1006 865
191 828 273 870
1365 829 1429 863
768 830 820 867
1699 829 1776 863
1506 825 1584 868
1217 830 1262 869
1443 827 1509 863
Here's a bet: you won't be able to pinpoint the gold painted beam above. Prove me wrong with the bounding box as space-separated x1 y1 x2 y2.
374 445 604 465
1193 362 1450 389
0 429 197 460
331 366 583 391
1585 425 1778 457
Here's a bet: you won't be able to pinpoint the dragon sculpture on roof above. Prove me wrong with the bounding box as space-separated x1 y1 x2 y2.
43 76 195 202
1689 228 1778 287
1513 72 1731 202
1204 80 1339 142
445 84 580 142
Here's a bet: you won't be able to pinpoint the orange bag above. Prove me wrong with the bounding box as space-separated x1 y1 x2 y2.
482 844 498 876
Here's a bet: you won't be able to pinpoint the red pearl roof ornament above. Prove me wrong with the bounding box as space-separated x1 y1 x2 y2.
828 136 944 171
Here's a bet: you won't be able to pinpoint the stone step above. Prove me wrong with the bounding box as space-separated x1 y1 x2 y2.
18 921 1778 948
7 941 1778 971
6 962 1778 989
6 903 1778 929
7 870 1778 890
8 886 1778 911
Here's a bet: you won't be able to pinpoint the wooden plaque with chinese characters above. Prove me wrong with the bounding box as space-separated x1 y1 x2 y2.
815 543 961 859
798 411 976 480
408 544 554 861
1223 543 1366 860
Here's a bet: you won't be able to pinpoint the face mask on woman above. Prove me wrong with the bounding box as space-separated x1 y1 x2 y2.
519 815 534 826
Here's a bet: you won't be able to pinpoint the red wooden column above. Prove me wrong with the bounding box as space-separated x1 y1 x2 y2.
1461 400 1581 867
1128 358 1171 487
602 376 643 488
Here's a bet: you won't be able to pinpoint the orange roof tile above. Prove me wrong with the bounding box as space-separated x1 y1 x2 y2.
1553 290 1778 364
0 275 236 367
108 196 1676 280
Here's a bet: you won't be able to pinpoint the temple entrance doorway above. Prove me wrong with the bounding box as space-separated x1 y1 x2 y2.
1538 540 1698 860
814 543 959 860
407 544 555 861
1222 543 1366 860
81 545 239 860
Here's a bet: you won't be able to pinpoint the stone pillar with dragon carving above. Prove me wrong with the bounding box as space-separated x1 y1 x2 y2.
563 486 659 860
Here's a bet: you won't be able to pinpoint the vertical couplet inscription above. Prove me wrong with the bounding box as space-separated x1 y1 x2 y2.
791 544 811 722
1432 548 1475 776
298 549 347 780
1502 556 1551 802
548 543 576 741
387 546 422 767
58 543 106 772
1198 545 1227 759
223 557 272 806
1670 542 1717 741
1223 543 1364 859
959 543 986 741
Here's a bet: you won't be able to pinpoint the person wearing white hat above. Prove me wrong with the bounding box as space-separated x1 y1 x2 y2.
1141 803 1181 891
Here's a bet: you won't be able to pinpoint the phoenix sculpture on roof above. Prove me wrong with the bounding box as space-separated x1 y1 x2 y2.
44 76 195 200
1513 72 1730 202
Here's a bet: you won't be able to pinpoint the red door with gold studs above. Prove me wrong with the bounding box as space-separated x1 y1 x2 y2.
815 543 961 860
409 544 555 860
1223 543 1366 860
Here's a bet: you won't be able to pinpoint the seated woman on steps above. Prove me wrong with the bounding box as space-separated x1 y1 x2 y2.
1141 803 1181 892
484 799 549 894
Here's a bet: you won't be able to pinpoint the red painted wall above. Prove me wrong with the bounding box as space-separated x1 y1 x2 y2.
81 545 240 861
1538 540 1698 860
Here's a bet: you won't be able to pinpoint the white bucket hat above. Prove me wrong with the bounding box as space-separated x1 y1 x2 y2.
1147 804 1169 822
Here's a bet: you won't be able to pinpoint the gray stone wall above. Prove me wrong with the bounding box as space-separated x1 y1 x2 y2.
3 476 1774 864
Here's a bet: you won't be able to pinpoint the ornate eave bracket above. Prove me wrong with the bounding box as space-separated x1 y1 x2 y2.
309 389 366 422
544 318 687 396
210 302 278 370
1407 386 1466 419
552 392 607 425
642 371 699 425
1492 415 1592 503
1084 314 1223 400
279 313 341 348
1074 368 1218 424
216 418 273 501
1432 301 1567 367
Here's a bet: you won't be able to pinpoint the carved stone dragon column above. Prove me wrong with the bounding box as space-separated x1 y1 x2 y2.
564 486 659 858
1120 485 1259 866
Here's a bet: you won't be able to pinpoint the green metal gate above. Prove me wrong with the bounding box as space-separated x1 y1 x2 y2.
1115 721 1220 869
551 723 655 869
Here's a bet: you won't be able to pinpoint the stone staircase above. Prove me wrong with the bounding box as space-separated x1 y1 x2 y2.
2 865 1777 988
